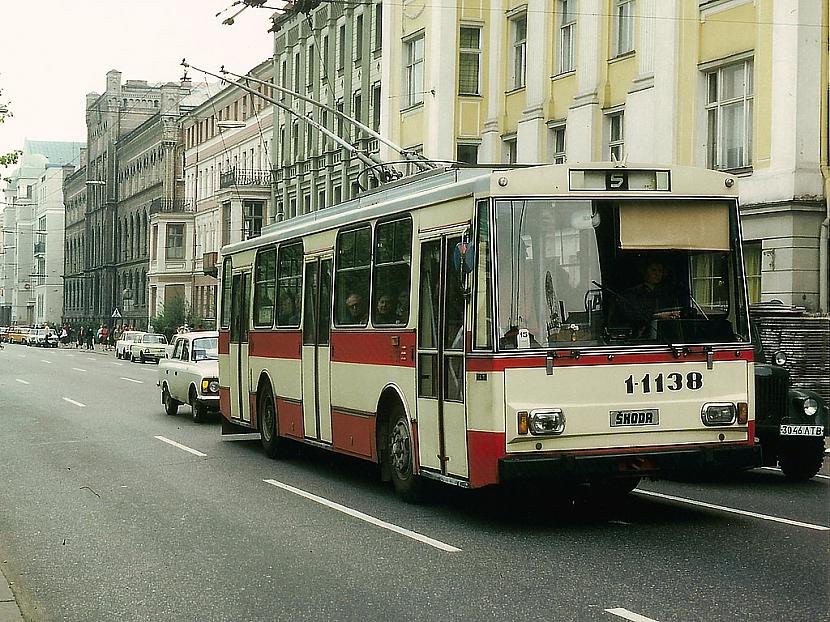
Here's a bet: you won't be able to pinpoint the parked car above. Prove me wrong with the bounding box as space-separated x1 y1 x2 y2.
753 329 828 480
27 327 58 348
115 331 146 359
157 331 220 422
129 333 168 363
6 327 31 344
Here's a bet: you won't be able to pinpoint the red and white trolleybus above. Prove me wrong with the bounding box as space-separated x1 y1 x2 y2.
218 163 761 499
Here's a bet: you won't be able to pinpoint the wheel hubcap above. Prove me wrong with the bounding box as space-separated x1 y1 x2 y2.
262 400 274 441
390 420 411 476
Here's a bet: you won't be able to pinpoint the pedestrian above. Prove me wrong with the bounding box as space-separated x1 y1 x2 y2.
86 325 95 350
59 325 68 347
101 325 110 350
77 326 84 349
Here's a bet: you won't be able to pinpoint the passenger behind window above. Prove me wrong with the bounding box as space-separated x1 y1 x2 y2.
278 291 300 326
374 291 396 324
344 292 368 324
396 291 410 324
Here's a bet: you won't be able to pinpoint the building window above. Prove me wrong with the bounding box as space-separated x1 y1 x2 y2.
706 59 753 171
373 2 382 50
614 0 635 56
558 0 576 74
306 44 315 87
244 201 264 239
403 35 425 108
293 51 302 91
743 241 761 304
372 83 382 132
166 223 185 259
338 23 346 70
322 35 329 77
456 143 479 165
504 137 517 164
222 202 231 246
353 91 362 131
607 111 624 161
458 26 481 96
355 13 364 60
510 15 527 90
550 124 566 163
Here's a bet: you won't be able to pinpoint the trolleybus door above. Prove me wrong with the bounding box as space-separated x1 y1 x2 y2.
416 236 469 479
301 256 333 443
230 271 252 424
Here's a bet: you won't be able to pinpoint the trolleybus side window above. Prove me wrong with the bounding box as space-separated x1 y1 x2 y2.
372 217 412 326
253 248 277 328
334 225 372 326
220 258 232 329
473 201 493 349
276 242 303 327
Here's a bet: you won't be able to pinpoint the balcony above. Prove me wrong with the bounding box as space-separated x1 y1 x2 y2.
219 168 272 189
149 199 195 215
203 251 218 277
33 241 46 255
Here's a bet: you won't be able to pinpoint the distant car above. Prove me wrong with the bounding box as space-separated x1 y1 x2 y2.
27 328 58 348
0 327 8 342
157 331 220 422
129 333 168 363
6 327 31 345
115 331 146 359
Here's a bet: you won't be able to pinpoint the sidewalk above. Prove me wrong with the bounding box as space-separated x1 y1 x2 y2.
0 564 23 622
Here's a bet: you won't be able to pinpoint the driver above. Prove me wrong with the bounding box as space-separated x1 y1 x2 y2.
622 261 680 333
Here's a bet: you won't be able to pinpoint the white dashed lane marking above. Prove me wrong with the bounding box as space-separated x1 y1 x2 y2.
120 377 144 384
154 436 207 457
62 398 86 408
605 608 660 622
15 379 30 385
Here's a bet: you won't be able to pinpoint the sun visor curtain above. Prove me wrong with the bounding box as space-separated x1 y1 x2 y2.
618 201 730 251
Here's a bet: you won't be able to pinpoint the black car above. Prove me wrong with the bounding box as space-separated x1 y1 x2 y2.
754 336 827 480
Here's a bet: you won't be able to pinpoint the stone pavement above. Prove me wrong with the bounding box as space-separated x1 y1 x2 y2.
0 564 22 622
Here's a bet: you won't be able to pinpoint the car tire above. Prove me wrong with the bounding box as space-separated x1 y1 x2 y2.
259 385 286 459
162 386 179 416
190 389 205 423
779 438 825 481
139 352 145 364
387 405 427 503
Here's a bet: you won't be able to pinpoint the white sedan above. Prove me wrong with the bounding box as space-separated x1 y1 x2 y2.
157 331 220 422
115 331 146 359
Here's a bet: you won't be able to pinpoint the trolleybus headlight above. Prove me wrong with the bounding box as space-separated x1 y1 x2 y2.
701 402 737 426
802 398 819 417
529 409 565 435
773 350 787 366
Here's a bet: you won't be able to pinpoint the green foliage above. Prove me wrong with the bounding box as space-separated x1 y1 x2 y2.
0 89 21 169
150 295 203 341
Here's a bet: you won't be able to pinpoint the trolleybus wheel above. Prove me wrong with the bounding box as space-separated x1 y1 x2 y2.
259 386 285 459
388 407 426 503
589 476 640 499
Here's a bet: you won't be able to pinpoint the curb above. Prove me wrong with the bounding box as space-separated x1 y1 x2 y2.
0 564 23 622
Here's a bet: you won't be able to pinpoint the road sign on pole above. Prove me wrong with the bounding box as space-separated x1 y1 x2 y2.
111 308 122 319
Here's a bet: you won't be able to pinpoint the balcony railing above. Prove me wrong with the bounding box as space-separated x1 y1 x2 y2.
149 198 195 214
219 168 272 189
203 251 218 277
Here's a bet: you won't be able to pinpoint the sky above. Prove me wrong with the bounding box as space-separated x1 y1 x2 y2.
0 0 278 170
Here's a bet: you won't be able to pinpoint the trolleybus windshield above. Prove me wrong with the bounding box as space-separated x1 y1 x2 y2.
494 198 749 349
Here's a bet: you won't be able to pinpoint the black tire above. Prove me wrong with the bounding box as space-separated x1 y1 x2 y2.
162 386 178 416
190 389 205 423
779 438 825 481
588 476 641 499
387 406 426 503
139 351 145 364
259 386 285 459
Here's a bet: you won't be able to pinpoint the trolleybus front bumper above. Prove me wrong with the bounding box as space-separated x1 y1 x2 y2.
498 444 761 482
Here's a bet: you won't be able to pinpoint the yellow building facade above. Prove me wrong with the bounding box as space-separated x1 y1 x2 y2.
382 0 829 312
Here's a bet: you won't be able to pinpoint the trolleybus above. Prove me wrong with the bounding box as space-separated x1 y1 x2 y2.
218 163 761 499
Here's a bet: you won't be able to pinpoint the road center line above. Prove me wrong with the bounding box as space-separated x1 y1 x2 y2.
112 362 123 366
635 489 830 531
86 357 96 361
72 368 87 373
263 478 462 553
40 359 53 364
154 436 207 457
62 397 86 408
120 377 144 384
605 608 660 622
15 379 29 385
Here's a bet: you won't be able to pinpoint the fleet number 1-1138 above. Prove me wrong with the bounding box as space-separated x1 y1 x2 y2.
625 372 704 394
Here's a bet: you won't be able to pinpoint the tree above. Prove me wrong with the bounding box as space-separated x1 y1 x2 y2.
0 87 22 168
150 295 203 341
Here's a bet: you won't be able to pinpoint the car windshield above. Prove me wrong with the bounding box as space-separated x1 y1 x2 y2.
143 334 166 344
192 338 219 361
494 199 750 349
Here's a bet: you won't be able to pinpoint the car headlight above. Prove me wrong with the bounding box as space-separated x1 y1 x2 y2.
701 402 737 426
803 398 819 417
528 409 566 435
202 379 220 394
773 350 787 366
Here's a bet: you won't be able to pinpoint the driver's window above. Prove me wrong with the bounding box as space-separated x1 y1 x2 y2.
172 340 183 359
181 342 190 361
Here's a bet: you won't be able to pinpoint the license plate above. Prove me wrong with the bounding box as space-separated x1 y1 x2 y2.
611 409 659 427
780 424 824 436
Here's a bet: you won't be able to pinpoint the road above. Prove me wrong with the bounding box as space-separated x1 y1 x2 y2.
0 342 828 621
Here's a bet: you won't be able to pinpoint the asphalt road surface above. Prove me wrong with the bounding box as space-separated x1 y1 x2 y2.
1 342 828 621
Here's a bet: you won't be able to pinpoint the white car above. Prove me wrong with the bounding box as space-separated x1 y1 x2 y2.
157 331 220 422
115 331 146 359
129 333 168 363
27 328 58 347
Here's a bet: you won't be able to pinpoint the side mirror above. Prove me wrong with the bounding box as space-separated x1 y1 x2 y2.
453 237 475 297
